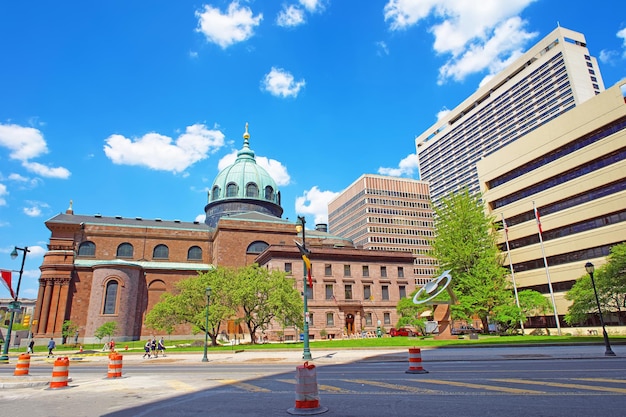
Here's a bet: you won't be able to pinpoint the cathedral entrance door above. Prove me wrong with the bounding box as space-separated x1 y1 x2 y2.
345 313 355 335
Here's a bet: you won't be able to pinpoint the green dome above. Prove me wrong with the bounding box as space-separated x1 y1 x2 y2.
204 124 282 227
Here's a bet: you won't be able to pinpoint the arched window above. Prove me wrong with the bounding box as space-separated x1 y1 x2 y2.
116 243 133 258
246 182 259 198
103 280 118 315
153 244 169 259
226 182 238 197
78 241 96 257
187 246 202 261
211 185 220 201
246 241 269 254
264 186 274 201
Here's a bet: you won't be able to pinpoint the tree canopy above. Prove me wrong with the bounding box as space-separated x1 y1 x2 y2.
565 242 626 326
431 188 514 332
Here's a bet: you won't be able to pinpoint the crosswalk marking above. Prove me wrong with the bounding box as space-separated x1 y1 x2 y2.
165 379 197 393
493 378 626 394
418 379 544 394
574 378 626 384
219 379 271 392
278 379 357 393
347 379 441 394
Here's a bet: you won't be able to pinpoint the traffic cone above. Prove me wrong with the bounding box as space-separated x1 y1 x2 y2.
406 347 428 374
287 362 328 415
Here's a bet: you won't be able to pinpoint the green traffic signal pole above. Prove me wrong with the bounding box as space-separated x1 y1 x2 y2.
1 246 29 363
296 216 312 360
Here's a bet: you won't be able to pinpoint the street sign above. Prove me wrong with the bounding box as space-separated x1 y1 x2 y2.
8 301 22 312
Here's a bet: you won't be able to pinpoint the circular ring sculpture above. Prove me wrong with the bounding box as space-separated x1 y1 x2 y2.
412 270 452 305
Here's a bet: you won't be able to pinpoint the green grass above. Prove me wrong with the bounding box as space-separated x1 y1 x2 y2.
6 334 624 356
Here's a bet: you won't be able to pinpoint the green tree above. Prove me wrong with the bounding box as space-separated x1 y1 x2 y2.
565 243 626 326
61 320 79 345
144 268 237 346
396 291 428 335
431 188 512 332
231 264 302 344
94 321 117 344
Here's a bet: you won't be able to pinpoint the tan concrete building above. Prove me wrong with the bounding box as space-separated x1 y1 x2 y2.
476 80 626 332
328 174 436 286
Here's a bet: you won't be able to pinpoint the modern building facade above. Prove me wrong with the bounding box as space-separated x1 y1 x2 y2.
328 174 436 286
416 26 605 206
476 80 626 331
31 127 416 345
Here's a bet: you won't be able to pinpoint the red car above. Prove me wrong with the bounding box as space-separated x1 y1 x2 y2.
389 328 416 337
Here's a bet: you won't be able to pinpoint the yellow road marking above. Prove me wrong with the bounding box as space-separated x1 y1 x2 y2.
278 378 356 393
422 379 544 394
165 379 197 392
575 378 626 384
493 378 626 394
219 379 271 392
348 379 440 394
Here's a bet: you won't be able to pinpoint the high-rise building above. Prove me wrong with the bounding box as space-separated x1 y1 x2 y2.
476 80 626 331
416 26 605 206
328 174 436 286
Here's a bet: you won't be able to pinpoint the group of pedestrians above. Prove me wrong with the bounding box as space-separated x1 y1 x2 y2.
143 337 166 358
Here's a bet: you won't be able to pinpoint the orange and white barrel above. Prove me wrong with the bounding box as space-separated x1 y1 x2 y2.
14 353 31 376
49 357 70 389
107 353 123 378
287 361 328 415
406 347 429 374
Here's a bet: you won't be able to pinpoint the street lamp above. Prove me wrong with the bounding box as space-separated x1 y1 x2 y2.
584 262 615 357
1 246 29 363
295 216 312 360
202 287 212 363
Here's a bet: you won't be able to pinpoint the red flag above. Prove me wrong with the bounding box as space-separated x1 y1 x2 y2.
502 217 509 240
1 270 15 299
302 255 313 288
534 206 543 235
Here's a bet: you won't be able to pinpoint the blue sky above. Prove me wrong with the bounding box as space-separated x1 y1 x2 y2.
1 0 625 299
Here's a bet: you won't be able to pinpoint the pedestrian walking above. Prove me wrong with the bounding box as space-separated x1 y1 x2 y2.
109 339 116 351
47 338 56 357
27 339 35 354
151 338 157 357
157 337 166 357
143 340 151 358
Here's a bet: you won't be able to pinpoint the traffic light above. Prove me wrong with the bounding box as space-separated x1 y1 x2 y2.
22 314 31 327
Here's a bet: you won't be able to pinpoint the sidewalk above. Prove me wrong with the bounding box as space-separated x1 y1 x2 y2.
1 343 623 389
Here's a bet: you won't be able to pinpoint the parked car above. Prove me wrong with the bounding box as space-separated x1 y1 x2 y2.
389 327 416 337
451 325 481 335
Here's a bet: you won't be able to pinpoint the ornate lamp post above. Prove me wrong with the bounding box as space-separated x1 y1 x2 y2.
584 262 615 357
202 287 212 362
295 216 312 360
1 246 29 363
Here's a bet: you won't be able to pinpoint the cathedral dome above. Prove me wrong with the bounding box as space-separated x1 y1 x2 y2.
204 124 282 227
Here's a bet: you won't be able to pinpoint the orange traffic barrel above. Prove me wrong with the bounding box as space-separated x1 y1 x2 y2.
50 357 70 389
14 353 31 376
287 361 328 415
406 347 428 374
107 352 123 378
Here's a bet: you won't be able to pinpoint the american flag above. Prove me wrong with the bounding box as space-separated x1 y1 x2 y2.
534 205 543 235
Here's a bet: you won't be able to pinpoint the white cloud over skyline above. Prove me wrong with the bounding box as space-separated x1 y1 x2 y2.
196 1 263 49
261 67 306 98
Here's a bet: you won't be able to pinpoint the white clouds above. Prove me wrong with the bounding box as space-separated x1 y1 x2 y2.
378 153 419 177
276 0 325 28
104 124 226 173
195 1 263 49
23 201 49 217
262 67 306 98
383 0 538 84
217 150 291 187
295 186 339 225
0 183 7 206
277 5 306 27
599 27 626 64
0 123 71 179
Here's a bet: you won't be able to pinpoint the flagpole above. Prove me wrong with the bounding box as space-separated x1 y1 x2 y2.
533 201 561 336
501 213 524 335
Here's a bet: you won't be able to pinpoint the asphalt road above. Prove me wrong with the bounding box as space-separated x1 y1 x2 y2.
1 345 625 417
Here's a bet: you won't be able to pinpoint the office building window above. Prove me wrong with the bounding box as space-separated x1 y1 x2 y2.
285 263 292 273
305 286 313 299
103 280 118 315
364 285 371 300
325 264 332 276
382 285 389 300
362 265 369 277
397 267 404 278
399 285 406 299
326 312 334 326
325 284 334 300
365 312 372 326
384 312 391 325
380 266 387 278
344 264 351 277
345 284 353 300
